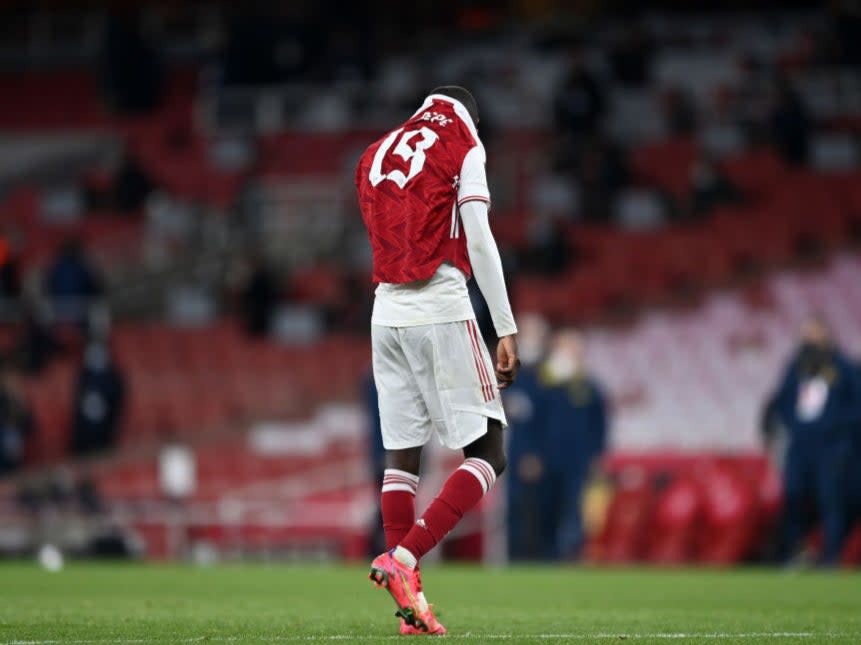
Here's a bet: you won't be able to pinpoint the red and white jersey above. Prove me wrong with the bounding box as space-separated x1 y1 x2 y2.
356 94 490 327
356 94 490 284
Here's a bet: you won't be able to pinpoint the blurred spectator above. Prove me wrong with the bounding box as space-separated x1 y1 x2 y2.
503 313 551 560
773 317 861 566
237 257 278 338
663 87 697 136
0 360 35 477
687 153 742 219
111 150 155 214
538 330 608 559
520 214 573 276
852 383 861 535
554 53 606 141
100 10 164 115
769 77 810 166
44 239 104 326
69 341 126 457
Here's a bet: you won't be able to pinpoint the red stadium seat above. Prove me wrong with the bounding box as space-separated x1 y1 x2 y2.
590 468 654 563
721 148 787 199
695 464 759 564
632 137 698 200
842 523 861 567
646 477 701 564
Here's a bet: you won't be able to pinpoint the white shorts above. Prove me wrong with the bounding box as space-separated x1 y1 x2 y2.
372 320 507 451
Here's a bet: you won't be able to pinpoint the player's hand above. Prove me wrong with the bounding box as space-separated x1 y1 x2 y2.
496 334 520 390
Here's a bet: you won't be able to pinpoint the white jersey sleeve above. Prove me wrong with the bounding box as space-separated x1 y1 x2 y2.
460 200 517 338
457 145 491 208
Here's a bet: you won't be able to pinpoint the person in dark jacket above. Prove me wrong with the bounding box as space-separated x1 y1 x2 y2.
44 239 103 326
775 317 861 565
503 313 551 560
848 361 861 550
538 330 608 560
70 341 126 456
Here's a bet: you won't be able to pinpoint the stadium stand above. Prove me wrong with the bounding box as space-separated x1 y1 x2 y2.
2 5 860 564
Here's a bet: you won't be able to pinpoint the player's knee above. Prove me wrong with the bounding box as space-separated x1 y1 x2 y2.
490 452 507 477
490 452 508 477
386 447 422 475
476 449 506 477
463 419 506 476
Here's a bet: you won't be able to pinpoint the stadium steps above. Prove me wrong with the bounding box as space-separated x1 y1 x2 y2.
22 321 371 464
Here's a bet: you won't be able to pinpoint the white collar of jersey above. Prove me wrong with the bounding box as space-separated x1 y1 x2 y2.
412 94 479 141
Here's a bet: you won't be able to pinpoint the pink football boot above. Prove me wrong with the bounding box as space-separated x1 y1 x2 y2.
399 569 446 635
399 605 446 635
369 551 444 633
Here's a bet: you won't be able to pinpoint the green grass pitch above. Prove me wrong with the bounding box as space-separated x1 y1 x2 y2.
1 563 859 644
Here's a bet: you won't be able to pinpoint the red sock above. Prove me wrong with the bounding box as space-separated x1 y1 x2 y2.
399 458 497 562
381 469 419 549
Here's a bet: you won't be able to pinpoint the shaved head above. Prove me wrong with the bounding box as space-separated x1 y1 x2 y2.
430 86 479 125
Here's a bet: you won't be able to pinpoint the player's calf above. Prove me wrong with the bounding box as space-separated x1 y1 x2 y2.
392 421 505 567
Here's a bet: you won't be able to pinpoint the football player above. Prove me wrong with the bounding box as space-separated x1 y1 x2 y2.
356 86 519 633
